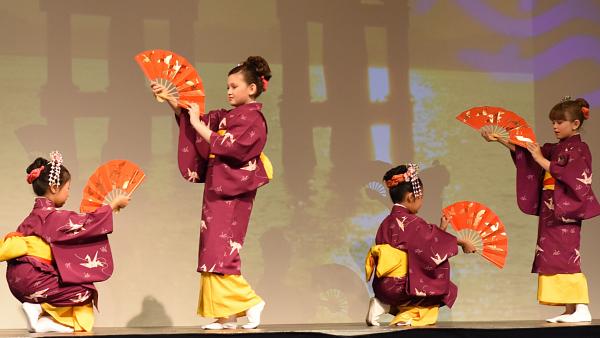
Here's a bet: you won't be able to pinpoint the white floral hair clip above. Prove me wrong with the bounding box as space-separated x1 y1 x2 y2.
48 150 63 187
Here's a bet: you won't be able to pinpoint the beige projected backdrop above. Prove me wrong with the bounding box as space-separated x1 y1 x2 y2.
1 0 600 328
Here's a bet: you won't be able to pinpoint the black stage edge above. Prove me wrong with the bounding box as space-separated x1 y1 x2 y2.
1 321 600 338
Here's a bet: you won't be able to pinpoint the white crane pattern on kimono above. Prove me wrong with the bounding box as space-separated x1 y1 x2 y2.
25 288 49 302
69 291 91 303
80 251 106 269
58 219 86 235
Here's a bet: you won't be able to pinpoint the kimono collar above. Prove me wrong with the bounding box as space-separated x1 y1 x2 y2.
233 102 262 112
391 203 410 215
34 197 55 210
558 134 581 145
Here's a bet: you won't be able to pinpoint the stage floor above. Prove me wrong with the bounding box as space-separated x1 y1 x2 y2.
1 321 599 338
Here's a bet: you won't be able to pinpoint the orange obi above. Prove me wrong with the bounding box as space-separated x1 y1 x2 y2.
543 171 555 191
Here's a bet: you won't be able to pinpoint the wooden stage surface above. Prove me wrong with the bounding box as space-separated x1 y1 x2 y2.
1 321 599 338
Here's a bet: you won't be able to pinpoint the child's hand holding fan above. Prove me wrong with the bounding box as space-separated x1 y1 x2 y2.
442 201 508 268
135 49 206 115
80 160 145 213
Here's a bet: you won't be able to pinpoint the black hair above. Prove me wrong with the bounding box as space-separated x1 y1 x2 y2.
228 56 272 98
549 97 590 129
26 157 71 196
383 165 423 204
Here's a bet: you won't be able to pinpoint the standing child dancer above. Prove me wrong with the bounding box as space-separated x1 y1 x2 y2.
482 97 599 323
365 163 475 327
0 152 129 332
151 56 271 329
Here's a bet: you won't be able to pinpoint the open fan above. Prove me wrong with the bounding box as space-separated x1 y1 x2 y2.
80 160 146 213
134 49 205 114
456 106 536 147
442 200 508 269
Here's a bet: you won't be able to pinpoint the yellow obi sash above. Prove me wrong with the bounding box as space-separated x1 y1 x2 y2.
208 129 273 179
365 244 408 281
543 171 555 191
0 233 52 264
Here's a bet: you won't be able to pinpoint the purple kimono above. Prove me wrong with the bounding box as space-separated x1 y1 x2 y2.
176 102 269 275
512 135 600 274
373 205 459 308
6 198 114 306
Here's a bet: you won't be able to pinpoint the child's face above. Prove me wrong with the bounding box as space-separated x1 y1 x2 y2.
551 119 580 140
50 180 71 208
227 72 257 107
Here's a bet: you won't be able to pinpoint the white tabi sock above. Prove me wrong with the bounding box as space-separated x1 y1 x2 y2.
34 316 74 333
222 322 238 329
366 297 389 326
21 303 42 333
201 322 225 330
242 301 265 329
557 304 592 323
546 304 575 323
546 314 571 323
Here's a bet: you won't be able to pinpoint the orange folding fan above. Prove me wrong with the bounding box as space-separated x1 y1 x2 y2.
442 201 508 269
134 49 205 114
456 106 536 148
80 160 146 213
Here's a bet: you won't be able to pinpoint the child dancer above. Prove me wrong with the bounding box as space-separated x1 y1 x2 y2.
0 152 129 332
365 163 475 327
482 97 599 323
150 56 271 329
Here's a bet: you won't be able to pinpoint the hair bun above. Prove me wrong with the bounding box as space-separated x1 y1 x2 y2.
245 56 272 81
383 165 408 181
574 97 590 109
26 157 48 174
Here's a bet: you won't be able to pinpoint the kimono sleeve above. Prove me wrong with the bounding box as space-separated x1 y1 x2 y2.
549 142 600 220
510 145 548 215
43 205 113 245
406 215 458 269
176 111 208 183
404 215 458 302
208 113 266 164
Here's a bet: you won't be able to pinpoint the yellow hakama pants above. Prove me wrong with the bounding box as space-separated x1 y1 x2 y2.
538 273 589 305
198 272 263 318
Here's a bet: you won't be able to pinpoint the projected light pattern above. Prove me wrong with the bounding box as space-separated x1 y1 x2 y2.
370 124 391 163
309 65 327 102
2 0 600 328
368 67 389 102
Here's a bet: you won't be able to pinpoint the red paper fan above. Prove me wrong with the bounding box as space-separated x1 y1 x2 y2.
80 160 146 213
456 106 536 147
134 49 205 114
508 125 536 148
442 201 508 269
